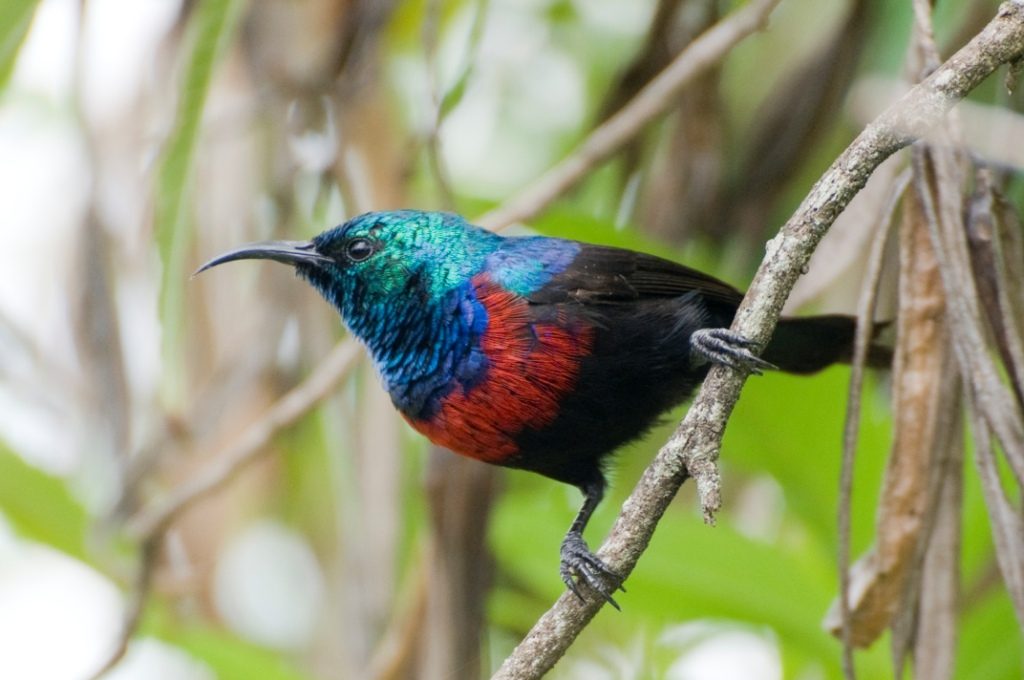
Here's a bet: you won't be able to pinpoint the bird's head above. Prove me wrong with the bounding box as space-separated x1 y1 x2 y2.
196 210 500 324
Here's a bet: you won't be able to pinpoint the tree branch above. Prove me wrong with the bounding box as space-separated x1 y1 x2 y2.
493 3 1024 677
86 534 161 680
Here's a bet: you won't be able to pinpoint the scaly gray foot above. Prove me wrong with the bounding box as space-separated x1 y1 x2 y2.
560 531 624 610
690 328 777 374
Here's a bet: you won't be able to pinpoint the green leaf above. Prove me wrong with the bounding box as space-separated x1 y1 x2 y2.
0 0 39 89
958 589 1024 680
438 71 470 120
0 444 88 560
723 366 891 552
157 0 244 407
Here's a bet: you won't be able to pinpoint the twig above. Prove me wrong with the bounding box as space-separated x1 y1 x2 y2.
128 338 362 539
86 534 161 680
837 170 908 680
475 0 782 231
493 3 1024 677
968 170 1024 408
967 395 1024 631
367 549 431 680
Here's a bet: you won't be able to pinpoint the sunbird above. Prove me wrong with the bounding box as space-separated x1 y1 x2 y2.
198 210 886 607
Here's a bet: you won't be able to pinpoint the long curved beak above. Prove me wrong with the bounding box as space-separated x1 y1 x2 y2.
193 240 333 277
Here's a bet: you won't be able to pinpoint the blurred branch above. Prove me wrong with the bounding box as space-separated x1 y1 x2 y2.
968 171 1024 408
637 0 725 244
593 0 688 197
475 0 782 231
726 0 872 248
493 3 1024 678
86 534 160 680
596 0 684 123
367 552 430 680
128 338 362 540
421 0 491 211
418 450 496 679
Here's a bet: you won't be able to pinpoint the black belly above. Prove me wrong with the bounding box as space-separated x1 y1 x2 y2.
508 298 727 488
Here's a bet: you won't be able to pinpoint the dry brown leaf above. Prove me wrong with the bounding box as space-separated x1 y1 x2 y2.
824 153 957 648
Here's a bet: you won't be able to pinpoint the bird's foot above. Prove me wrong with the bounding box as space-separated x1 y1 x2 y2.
560 531 624 610
690 328 777 375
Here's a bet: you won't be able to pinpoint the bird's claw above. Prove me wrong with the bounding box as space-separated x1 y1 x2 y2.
560 532 624 610
690 328 777 375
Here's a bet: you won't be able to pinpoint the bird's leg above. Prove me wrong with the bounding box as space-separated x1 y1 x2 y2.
689 328 777 374
560 478 624 609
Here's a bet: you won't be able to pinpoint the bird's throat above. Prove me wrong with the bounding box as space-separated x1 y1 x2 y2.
347 284 488 420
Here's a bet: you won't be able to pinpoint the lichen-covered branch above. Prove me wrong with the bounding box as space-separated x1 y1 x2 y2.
493 3 1024 678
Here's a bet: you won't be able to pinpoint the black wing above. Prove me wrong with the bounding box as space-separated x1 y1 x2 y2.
525 243 744 307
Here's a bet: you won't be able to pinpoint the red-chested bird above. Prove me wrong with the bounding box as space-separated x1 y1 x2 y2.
198 210 887 607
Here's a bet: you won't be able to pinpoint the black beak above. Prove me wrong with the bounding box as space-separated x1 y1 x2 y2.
193 240 333 277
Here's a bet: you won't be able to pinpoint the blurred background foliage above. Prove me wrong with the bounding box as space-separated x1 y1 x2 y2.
0 0 1021 679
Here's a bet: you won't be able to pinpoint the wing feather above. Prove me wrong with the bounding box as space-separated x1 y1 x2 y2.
525 244 744 307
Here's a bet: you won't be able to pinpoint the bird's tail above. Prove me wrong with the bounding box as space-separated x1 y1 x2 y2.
762 315 891 375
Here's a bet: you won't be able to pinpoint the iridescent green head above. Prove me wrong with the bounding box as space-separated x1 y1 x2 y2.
305 210 501 308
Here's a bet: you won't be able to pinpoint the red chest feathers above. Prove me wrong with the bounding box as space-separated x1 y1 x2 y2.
405 278 593 464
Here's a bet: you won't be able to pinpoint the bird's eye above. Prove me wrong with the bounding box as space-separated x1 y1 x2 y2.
345 237 375 262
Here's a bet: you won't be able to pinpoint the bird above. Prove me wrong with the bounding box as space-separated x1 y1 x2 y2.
197 209 888 608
